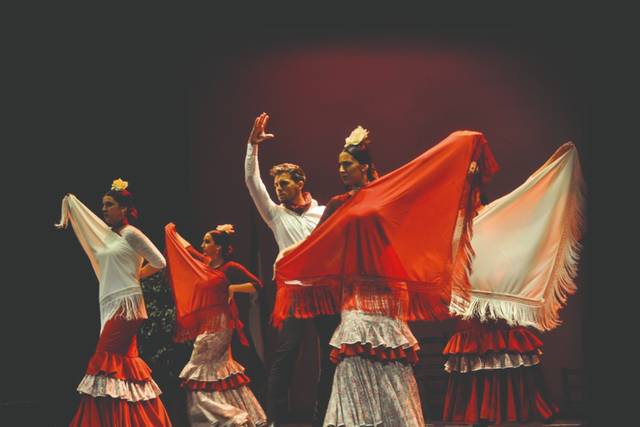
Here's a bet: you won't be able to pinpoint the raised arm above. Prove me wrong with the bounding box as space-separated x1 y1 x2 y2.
55 193 110 279
244 112 278 224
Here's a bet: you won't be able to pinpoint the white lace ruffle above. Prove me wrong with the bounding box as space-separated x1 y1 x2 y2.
186 386 267 427
329 310 418 350
77 374 162 402
179 330 246 382
444 350 542 373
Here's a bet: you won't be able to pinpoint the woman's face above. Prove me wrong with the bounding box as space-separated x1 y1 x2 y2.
338 151 368 188
201 232 222 258
101 195 127 226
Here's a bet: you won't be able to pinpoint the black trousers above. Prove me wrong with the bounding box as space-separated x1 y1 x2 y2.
266 314 340 426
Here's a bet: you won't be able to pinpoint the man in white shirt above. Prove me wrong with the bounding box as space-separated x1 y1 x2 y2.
245 112 339 427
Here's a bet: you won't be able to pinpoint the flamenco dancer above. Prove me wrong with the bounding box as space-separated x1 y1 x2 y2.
274 127 499 426
56 179 172 426
245 112 339 427
165 222 267 426
442 142 585 426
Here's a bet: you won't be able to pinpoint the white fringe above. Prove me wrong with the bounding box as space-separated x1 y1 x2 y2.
457 159 586 332
537 159 585 331
99 291 147 331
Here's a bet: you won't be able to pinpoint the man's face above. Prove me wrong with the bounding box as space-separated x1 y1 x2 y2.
273 172 302 204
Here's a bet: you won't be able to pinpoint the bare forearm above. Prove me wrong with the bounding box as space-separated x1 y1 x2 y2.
140 263 163 279
229 283 257 294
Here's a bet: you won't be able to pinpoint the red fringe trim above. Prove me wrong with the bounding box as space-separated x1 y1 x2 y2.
173 306 242 344
330 343 420 365
448 137 499 314
271 278 455 329
442 365 559 424
272 284 340 328
443 324 543 355
180 372 251 391
85 351 152 382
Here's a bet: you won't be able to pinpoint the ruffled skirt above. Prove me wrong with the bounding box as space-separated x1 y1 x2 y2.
442 318 559 424
180 330 266 427
69 316 171 427
323 310 425 427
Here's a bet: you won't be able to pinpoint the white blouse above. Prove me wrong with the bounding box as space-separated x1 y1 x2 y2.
57 194 166 330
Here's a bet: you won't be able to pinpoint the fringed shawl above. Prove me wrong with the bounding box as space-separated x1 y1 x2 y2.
164 223 248 344
450 142 585 331
272 130 499 327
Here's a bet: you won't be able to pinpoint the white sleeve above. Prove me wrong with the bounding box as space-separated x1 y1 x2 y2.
244 143 278 224
123 227 167 269
56 194 110 279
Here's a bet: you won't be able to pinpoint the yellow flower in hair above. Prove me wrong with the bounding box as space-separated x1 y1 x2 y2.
344 125 370 148
111 178 129 191
216 224 235 234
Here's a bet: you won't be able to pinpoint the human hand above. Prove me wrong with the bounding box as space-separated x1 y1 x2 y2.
248 112 275 145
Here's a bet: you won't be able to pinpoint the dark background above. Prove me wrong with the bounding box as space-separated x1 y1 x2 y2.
4 14 593 427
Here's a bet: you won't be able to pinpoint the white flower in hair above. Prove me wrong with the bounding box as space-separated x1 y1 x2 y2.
216 224 235 234
344 125 370 148
111 178 129 191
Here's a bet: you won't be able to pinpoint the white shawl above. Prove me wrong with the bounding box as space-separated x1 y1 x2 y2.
450 142 585 331
56 194 166 329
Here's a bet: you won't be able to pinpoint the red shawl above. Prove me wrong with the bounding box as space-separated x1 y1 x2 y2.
164 223 247 344
273 130 499 327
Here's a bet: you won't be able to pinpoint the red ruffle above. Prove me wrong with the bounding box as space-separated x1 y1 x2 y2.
442 365 559 424
443 320 543 355
86 351 152 382
69 395 172 427
330 342 420 365
180 372 251 391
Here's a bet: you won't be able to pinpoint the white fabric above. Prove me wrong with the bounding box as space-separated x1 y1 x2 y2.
244 143 325 252
186 388 267 427
444 351 542 373
324 357 425 427
329 310 418 351
56 194 166 329
450 143 585 331
77 374 162 402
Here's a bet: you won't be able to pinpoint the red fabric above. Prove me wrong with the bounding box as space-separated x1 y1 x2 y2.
164 223 248 344
317 193 353 226
273 131 499 327
69 395 172 427
443 318 543 355
286 191 314 215
180 372 251 391
86 317 152 381
330 342 420 365
442 365 559 424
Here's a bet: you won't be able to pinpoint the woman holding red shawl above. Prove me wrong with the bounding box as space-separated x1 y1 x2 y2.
274 127 499 426
164 223 267 426
442 142 585 426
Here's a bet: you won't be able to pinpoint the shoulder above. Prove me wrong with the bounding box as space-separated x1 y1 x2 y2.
327 193 351 207
121 225 149 242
